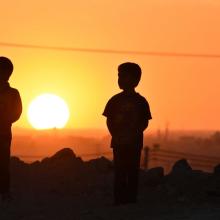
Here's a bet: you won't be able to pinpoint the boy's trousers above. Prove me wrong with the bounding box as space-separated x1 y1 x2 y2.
113 146 141 204
0 135 11 194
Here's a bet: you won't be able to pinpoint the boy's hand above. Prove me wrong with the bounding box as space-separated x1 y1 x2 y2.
114 132 139 146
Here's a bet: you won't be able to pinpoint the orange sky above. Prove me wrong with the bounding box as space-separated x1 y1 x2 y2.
1 0 220 130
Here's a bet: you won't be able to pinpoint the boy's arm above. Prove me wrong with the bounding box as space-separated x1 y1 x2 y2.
106 117 118 137
134 117 149 135
139 98 152 132
10 90 22 123
141 118 149 131
103 99 117 136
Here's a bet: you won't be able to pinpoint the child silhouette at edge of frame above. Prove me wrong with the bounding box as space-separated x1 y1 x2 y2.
0 57 22 202
103 62 152 205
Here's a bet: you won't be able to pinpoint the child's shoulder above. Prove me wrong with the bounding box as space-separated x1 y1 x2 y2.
136 93 148 102
8 86 20 95
4 87 21 100
0 84 19 95
108 92 148 104
9 86 19 92
107 92 124 103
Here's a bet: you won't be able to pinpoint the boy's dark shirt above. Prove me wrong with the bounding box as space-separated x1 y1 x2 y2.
103 91 152 149
0 82 22 136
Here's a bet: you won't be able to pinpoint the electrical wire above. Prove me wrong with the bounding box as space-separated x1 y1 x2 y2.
1 42 220 58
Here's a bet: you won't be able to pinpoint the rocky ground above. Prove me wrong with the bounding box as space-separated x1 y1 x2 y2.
0 148 220 220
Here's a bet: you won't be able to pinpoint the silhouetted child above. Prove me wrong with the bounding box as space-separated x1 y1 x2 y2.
0 57 22 202
103 62 152 205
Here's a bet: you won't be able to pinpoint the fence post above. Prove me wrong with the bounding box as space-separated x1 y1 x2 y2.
152 143 160 167
143 146 149 170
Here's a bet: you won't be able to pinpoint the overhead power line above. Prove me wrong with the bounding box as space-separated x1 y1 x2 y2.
1 41 220 58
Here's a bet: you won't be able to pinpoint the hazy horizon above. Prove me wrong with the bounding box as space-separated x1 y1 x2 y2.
10 126 219 164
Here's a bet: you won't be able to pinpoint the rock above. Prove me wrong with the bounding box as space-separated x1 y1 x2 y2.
49 148 76 160
11 156 25 164
31 160 41 166
86 157 113 172
10 156 29 185
163 164 213 202
31 148 85 185
10 156 27 169
144 167 164 187
171 159 192 174
214 164 220 175
40 148 80 167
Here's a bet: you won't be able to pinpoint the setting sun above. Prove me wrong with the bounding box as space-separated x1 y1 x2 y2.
27 94 70 130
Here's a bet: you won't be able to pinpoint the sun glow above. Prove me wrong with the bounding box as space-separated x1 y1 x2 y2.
28 94 70 129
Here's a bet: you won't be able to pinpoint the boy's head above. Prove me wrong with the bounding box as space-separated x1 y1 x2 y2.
118 62 142 91
0 57 13 81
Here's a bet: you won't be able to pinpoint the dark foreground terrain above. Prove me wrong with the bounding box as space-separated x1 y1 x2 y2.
1 148 220 220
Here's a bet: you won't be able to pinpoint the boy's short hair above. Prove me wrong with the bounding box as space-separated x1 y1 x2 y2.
118 62 142 87
0 57 13 81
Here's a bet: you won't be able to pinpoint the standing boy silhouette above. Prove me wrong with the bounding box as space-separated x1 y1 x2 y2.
103 62 152 205
0 57 22 202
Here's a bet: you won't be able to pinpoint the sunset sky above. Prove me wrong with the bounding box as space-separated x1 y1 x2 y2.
1 0 220 131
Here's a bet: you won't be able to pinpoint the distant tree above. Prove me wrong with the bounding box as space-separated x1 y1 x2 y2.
211 131 220 145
